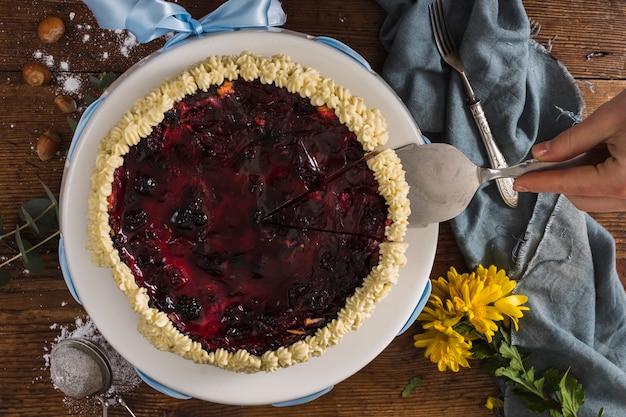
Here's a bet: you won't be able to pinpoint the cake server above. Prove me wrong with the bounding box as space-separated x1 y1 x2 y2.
429 0 519 209
396 143 602 228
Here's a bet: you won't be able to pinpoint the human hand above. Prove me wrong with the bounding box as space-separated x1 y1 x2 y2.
513 89 626 212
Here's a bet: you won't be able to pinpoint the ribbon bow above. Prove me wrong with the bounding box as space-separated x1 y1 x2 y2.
82 0 286 48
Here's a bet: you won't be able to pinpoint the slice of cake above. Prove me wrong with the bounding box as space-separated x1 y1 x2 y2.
86 52 410 373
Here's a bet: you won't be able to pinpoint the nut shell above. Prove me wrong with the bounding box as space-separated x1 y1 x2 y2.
23 63 52 87
54 95 78 113
36 130 61 161
38 16 65 43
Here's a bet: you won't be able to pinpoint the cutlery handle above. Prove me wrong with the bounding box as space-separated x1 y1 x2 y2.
483 151 604 181
468 101 519 208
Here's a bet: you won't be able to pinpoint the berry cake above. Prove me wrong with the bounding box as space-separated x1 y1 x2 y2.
87 52 410 373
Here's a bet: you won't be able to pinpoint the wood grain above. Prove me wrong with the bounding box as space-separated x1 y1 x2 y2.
0 1 624 416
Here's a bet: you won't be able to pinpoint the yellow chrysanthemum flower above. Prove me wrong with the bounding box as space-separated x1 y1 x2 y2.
413 264 530 366
413 322 472 372
495 294 530 330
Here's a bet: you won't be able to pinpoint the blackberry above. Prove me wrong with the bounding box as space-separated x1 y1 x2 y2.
176 295 202 321
133 174 157 195
123 208 148 232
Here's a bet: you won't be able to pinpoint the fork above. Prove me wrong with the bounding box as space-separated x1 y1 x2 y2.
428 0 518 208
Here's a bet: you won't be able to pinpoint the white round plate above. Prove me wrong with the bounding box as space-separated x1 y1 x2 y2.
59 29 437 405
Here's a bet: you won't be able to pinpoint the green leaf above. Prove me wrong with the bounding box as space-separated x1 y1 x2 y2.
543 368 562 393
19 205 40 235
67 117 79 133
401 376 423 398
99 71 117 90
558 369 584 417
15 226 28 266
19 198 56 235
89 72 117 90
480 355 507 377
514 389 555 413
22 247 45 273
83 94 97 106
14 229 45 274
38 178 59 221
471 344 495 359
89 74 102 89
0 269 11 287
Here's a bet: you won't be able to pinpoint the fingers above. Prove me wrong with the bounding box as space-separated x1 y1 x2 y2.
514 158 626 198
532 90 626 162
514 90 626 213
532 116 608 162
514 164 626 212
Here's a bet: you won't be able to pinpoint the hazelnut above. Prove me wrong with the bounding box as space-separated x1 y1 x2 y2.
54 95 77 113
22 63 52 87
38 16 65 43
36 130 61 161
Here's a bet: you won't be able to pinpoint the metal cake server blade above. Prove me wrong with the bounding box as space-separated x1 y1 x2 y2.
397 143 602 228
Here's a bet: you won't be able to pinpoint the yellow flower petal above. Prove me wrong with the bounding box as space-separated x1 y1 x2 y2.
413 324 473 372
485 396 504 411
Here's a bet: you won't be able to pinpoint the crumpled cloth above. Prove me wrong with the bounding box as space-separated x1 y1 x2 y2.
376 0 626 415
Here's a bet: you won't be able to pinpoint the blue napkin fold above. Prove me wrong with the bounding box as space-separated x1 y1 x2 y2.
376 0 626 415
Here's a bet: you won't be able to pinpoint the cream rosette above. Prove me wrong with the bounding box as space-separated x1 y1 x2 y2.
86 52 409 373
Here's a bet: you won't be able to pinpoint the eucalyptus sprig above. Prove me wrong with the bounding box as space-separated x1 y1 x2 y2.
0 180 59 286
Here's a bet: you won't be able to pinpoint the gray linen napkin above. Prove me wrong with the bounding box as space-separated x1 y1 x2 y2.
376 0 626 415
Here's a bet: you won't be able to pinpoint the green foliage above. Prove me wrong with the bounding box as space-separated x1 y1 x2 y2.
89 71 117 90
0 182 60 286
401 376 423 398
475 327 592 417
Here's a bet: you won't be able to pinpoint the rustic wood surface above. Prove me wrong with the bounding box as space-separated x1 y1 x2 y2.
0 1 624 416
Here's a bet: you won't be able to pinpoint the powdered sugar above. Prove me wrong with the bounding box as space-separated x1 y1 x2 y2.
45 316 142 415
30 10 143 100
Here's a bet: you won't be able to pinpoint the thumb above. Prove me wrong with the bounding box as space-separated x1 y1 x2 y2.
533 90 626 161
532 123 601 162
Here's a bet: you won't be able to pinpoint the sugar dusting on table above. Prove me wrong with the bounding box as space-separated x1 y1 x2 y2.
44 316 142 415
31 10 142 99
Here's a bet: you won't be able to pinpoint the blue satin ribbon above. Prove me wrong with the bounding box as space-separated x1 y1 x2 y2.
82 0 286 47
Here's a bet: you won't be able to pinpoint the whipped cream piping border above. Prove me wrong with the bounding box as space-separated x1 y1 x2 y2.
86 52 410 373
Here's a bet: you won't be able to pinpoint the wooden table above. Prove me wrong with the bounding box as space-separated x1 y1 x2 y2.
0 1 624 416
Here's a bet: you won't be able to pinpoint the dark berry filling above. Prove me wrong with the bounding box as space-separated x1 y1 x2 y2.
109 79 388 355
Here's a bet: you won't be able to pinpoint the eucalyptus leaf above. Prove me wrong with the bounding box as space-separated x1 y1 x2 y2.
83 94 97 106
67 117 79 133
19 198 56 235
38 178 59 220
88 74 102 89
19 205 40 235
15 225 28 266
12 231 45 273
22 246 45 273
89 72 117 90
98 71 117 90
0 269 11 287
